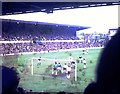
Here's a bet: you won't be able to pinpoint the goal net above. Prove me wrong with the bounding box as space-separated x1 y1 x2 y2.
30 57 77 80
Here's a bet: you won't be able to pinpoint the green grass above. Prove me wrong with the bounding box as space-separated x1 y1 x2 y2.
2 48 102 93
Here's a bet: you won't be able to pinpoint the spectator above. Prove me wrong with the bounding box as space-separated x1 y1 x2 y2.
1 66 20 94
84 27 120 94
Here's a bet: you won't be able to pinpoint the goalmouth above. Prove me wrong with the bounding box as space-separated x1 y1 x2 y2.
30 57 77 81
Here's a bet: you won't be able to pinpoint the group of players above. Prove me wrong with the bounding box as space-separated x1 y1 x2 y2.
52 57 75 79
52 49 88 79
36 49 88 79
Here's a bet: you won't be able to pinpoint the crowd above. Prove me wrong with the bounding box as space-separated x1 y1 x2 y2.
1 33 108 55
1 40 105 55
1 21 110 55
0 34 106 54
2 20 80 41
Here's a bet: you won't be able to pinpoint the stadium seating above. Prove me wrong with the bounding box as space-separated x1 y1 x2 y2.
1 21 109 55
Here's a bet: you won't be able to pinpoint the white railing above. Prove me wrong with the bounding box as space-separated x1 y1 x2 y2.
0 39 84 44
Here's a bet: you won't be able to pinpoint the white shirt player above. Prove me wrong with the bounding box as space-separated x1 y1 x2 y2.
63 64 68 70
67 66 71 72
83 59 86 64
66 66 71 79
63 64 68 73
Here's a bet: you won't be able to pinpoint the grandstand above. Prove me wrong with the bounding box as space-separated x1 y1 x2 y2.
1 19 109 55
0 2 119 94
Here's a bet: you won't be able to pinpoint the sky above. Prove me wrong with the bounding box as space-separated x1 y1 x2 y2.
0 5 119 33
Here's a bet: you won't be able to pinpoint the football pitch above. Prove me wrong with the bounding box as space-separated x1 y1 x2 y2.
1 48 103 93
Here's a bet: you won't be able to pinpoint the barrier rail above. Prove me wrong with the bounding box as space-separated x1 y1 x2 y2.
0 39 84 44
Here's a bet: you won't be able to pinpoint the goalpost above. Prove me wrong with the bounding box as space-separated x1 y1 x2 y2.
30 57 77 81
